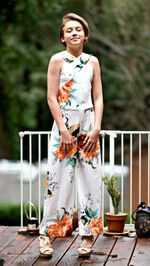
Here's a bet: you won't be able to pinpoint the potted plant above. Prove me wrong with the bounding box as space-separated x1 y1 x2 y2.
102 175 127 233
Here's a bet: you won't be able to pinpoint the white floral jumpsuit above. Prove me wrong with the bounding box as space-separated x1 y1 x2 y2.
40 51 103 237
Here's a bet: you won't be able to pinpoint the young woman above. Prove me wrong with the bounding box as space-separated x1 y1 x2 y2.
39 13 104 257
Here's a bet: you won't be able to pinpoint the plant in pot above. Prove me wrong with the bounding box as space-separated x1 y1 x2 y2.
102 175 127 233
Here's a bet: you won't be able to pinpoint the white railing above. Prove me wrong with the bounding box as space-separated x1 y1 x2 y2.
19 130 150 228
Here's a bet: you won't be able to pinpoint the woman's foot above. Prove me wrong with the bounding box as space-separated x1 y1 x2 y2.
39 235 53 257
78 236 94 257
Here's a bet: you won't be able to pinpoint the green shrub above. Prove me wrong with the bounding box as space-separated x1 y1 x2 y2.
0 204 43 226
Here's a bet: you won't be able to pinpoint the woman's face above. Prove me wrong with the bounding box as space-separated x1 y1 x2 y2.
61 20 87 47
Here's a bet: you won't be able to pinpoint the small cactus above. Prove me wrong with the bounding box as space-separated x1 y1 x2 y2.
102 175 121 214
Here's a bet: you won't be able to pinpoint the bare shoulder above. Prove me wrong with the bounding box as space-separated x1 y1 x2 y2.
89 55 101 75
89 55 100 66
49 51 64 65
47 52 64 74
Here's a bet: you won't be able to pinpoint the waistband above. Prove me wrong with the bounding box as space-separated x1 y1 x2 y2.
60 107 94 113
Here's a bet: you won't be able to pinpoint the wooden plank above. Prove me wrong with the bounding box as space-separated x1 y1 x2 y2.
81 235 116 266
34 233 78 266
0 228 37 265
11 237 39 266
0 227 20 265
0 227 8 234
129 238 150 266
55 235 99 266
1 234 36 255
106 236 136 266
10 235 55 266
0 226 19 252
0 253 14 265
57 235 84 266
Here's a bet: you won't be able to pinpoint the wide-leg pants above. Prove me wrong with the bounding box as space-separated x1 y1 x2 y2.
40 108 103 237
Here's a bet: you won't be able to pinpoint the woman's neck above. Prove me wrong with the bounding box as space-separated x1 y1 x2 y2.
66 46 83 58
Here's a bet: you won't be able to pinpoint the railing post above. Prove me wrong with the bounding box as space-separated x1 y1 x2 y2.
29 134 32 218
139 134 142 204
108 132 117 213
129 133 133 224
38 133 41 223
148 134 150 205
19 131 24 228
121 133 124 212
101 131 105 224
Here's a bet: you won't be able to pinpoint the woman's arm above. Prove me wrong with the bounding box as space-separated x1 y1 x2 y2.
47 54 66 132
47 54 73 153
92 56 103 132
83 56 103 152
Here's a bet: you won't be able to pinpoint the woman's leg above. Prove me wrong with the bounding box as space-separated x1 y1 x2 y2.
40 121 76 237
77 152 103 236
39 113 79 257
77 109 103 256
40 109 82 237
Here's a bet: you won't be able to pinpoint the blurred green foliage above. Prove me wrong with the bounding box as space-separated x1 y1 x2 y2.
0 204 23 225
0 0 150 159
0 204 43 226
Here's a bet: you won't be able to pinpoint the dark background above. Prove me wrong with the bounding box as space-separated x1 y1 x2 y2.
0 0 150 160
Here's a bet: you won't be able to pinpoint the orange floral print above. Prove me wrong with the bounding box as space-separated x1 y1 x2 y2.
55 136 77 161
89 217 103 235
78 133 87 150
78 133 100 162
47 214 73 237
82 143 100 162
58 79 73 105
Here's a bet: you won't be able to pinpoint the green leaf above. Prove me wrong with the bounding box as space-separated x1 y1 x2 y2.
85 207 93 218
53 143 59 147
93 209 98 218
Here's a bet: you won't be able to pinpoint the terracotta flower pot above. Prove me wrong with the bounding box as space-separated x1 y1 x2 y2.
105 213 127 233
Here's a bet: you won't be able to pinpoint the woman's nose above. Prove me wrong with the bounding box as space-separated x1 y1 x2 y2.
72 30 77 36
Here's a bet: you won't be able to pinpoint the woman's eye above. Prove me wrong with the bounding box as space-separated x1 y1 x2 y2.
66 29 72 33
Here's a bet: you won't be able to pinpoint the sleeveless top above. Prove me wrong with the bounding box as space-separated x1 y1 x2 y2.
57 51 94 110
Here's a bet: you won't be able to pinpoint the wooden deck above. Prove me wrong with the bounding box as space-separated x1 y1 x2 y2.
0 226 150 265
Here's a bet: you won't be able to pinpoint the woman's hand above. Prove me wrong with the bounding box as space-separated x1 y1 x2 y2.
60 130 74 154
83 129 100 152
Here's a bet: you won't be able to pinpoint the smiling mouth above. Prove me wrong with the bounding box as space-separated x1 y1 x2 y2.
71 37 79 40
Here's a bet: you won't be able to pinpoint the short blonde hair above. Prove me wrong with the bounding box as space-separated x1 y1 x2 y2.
60 13 89 45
